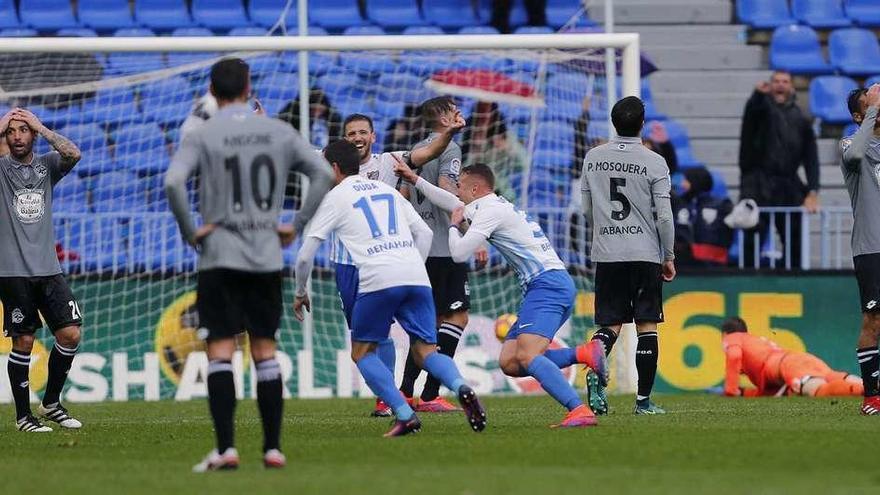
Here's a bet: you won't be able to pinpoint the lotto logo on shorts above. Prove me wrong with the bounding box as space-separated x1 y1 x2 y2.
868 300 877 310
11 308 24 324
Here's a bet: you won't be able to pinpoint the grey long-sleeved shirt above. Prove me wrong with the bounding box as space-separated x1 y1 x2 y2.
841 105 880 257
165 103 333 272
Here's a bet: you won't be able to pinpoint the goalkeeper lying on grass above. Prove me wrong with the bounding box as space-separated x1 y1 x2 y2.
721 317 863 397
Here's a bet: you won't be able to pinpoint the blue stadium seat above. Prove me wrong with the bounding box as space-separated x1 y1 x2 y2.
402 26 444 35
514 26 554 35
662 120 701 168
55 216 128 272
78 0 136 30
374 98 405 120
311 0 365 29
19 0 79 30
57 27 98 36
73 149 117 176
117 149 171 176
546 0 583 28
90 171 148 212
769 25 832 75
248 0 299 28
138 75 194 102
587 120 609 142
81 88 141 123
845 0 880 27
129 215 196 272
54 173 88 203
315 72 361 96
113 27 156 36
844 122 859 136
709 170 729 200
736 0 794 29
342 25 386 36
829 28 880 76
114 123 167 156
377 73 432 103
458 26 499 35
191 0 252 30
809 76 858 124
867 75 880 87
367 0 427 28
792 0 852 28
424 0 479 28
106 28 164 74
228 26 269 36
135 0 195 30
0 0 20 29
255 72 300 101
0 27 36 37
167 27 217 67
58 123 107 153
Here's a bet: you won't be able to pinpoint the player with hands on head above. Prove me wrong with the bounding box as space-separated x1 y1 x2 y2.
0 107 84 433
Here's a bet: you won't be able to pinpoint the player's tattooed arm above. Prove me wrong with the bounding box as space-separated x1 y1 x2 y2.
408 110 466 167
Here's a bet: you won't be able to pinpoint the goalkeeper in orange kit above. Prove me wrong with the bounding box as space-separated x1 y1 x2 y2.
721 317 863 397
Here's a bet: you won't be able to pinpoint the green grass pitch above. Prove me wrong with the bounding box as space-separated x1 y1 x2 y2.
1 394 876 495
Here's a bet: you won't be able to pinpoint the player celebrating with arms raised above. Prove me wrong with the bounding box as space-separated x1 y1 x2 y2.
395 161 607 428
294 140 486 437
581 96 676 416
841 84 880 415
338 112 464 417
0 108 83 432
166 58 334 471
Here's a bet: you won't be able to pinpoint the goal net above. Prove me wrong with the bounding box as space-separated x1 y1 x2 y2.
0 33 640 403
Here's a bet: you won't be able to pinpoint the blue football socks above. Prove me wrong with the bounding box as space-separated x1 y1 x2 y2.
526 355 583 411
357 352 413 420
543 348 578 368
422 352 466 393
377 338 396 374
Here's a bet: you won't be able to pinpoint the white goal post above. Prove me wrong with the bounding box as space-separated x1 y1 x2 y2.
0 32 641 403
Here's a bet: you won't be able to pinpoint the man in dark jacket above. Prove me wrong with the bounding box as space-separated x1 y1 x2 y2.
738 70 820 269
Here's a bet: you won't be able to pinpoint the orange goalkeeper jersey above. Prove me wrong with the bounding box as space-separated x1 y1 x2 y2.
722 332 785 396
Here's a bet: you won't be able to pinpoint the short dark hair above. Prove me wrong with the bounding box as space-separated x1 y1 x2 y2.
420 96 456 128
461 163 495 189
324 140 360 176
610 96 645 137
848 88 867 118
721 316 748 334
343 113 374 132
772 69 792 80
210 58 250 101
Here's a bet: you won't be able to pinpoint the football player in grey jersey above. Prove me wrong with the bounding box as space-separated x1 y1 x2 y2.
166 58 334 472
581 96 676 416
0 108 84 433
841 84 880 416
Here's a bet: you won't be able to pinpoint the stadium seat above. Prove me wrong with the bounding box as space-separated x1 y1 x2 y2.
402 26 444 35
845 0 880 27
809 76 858 124
829 28 880 76
315 72 361 97
311 0 365 29
113 27 156 37
377 73 433 103
57 27 98 37
228 26 269 36
108 28 162 75
56 216 128 272
129 215 196 272
117 149 171 176
249 0 294 28
90 171 148 212
366 0 427 28
374 98 405 120
135 0 195 30
769 25 832 75
844 122 859 136
78 0 136 30
0 0 20 29
73 149 117 176
113 123 167 156
792 0 852 28
867 75 880 87
255 72 300 101
81 88 141 123
191 0 252 30
546 0 583 28
0 27 36 37
53 174 89 213
662 120 701 168
19 0 79 30
514 26 554 35
138 75 194 102
58 123 107 152
342 25 386 36
458 26 499 35
167 27 217 67
424 0 479 28
736 0 794 29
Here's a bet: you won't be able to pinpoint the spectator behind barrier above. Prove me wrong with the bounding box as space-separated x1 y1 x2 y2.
673 167 734 267
461 101 526 203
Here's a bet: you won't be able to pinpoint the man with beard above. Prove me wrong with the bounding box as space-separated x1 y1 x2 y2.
0 107 83 432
